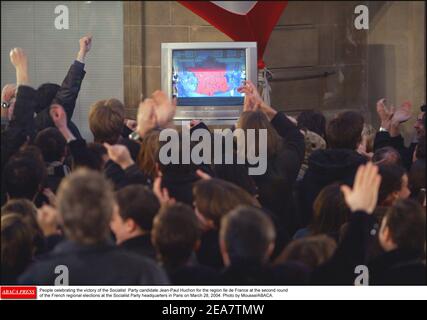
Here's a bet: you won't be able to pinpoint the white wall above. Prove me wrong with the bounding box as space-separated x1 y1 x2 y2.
1 1 124 140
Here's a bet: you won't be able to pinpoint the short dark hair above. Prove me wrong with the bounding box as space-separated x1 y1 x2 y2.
373 146 402 166
3 146 46 200
326 111 364 150
297 110 326 138
384 199 426 256
36 83 60 113
220 206 276 264
115 185 160 231
378 164 406 205
34 127 67 162
152 203 200 269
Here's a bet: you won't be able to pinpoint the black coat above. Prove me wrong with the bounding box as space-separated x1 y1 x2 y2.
167 265 221 285
368 249 426 285
298 149 367 227
196 229 223 270
34 60 86 139
252 112 305 236
119 234 157 261
18 240 169 285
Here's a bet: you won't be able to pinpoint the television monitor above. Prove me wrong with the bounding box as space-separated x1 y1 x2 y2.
161 42 257 123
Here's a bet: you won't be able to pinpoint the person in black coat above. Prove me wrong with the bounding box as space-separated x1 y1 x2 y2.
18 169 168 285
111 185 160 261
298 111 368 227
33 36 93 140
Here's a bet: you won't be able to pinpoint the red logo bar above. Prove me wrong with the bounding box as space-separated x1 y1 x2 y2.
1 286 37 299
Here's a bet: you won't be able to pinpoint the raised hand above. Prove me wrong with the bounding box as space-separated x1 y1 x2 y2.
124 119 137 131
238 80 277 120
10 48 28 85
77 35 92 62
376 98 394 130
153 176 176 206
49 104 68 130
151 90 176 127
136 98 158 138
340 162 382 214
103 143 134 170
391 101 412 124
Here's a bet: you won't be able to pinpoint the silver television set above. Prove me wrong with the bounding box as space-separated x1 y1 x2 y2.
161 42 257 124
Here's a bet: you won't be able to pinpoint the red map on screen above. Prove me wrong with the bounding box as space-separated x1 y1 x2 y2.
188 68 229 96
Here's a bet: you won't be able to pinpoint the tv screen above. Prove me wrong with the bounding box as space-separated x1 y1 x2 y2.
172 49 246 106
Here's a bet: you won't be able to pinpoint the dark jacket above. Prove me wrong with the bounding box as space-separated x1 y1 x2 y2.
298 149 367 227
252 112 305 236
219 260 310 285
161 171 200 206
34 61 86 139
119 234 157 261
18 240 169 285
1 85 38 205
310 211 374 285
167 264 220 285
368 249 426 285
196 229 223 270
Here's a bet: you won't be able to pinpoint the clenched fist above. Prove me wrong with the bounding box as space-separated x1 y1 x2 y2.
9 48 27 69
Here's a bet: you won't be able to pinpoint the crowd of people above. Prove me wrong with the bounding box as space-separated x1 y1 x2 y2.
1 36 426 285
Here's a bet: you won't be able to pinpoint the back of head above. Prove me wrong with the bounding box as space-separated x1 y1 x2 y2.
1 199 41 239
311 183 350 237
275 235 337 270
326 111 364 150
3 146 46 201
115 185 160 232
383 199 425 256
1 214 34 280
152 203 200 269
138 128 161 179
220 205 276 265
89 99 125 144
57 169 114 245
36 83 60 114
193 178 258 228
237 111 282 157
297 110 326 138
378 164 406 206
373 146 402 166
34 127 67 163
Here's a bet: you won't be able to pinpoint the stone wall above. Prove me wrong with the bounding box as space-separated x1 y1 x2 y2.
124 1 425 131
